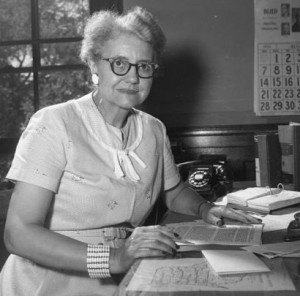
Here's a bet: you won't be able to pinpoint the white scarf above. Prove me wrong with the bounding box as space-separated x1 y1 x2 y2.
91 96 146 182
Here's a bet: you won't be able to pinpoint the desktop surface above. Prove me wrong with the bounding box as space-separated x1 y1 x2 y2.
114 206 300 296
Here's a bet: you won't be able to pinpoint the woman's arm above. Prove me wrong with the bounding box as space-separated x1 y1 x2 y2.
162 180 261 225
4 181 88 272
4 181 179 275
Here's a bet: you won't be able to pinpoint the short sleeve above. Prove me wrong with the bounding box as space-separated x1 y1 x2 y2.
6 107 67 192
161 123 181 190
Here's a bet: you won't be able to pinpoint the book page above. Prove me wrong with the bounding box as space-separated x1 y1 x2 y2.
126 258 295 292
167 220 262 246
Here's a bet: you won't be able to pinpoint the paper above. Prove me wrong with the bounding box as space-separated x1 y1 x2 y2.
260 211 296 231
227 187 276 206
247 190 300 212
202 250 270 275
167 220 263 246
242 241 300 259
126 257 295 292
227 186 300 213
216 193 297 232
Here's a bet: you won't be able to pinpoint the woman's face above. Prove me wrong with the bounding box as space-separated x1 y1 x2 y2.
95 33 154 110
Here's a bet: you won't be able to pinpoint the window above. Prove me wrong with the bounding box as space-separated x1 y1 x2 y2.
0 0 91 137
0 0 92 188
0 0 123 188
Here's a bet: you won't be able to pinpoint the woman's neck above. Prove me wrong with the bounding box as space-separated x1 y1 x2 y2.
92 91 130 129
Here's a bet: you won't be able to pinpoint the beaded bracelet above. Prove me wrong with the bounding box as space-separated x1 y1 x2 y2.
87 244 111 278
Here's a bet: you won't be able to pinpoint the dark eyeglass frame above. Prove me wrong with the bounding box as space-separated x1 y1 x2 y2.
101 58 159 79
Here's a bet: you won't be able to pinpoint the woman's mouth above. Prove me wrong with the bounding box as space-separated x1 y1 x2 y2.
117 88 139 95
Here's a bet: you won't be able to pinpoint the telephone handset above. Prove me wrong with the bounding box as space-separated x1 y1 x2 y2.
177 160 233 202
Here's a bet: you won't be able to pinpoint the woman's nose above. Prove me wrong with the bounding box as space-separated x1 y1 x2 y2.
125 65 139 82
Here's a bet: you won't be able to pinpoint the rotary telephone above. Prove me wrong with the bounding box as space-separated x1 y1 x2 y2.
177 160 234 202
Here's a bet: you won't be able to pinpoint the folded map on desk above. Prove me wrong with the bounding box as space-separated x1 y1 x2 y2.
126 257 295 292
227 187 300 213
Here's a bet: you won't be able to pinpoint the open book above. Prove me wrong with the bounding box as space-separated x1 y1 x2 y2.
227 187 300 213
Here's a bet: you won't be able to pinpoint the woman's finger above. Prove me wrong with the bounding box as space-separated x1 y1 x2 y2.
206 205 262 225
221 207 262 224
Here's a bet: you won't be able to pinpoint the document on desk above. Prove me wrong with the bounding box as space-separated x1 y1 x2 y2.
242 241 300 259
167 220 263 246
126 257 295 292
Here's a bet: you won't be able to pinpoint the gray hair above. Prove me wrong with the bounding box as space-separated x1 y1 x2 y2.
80 6 166 67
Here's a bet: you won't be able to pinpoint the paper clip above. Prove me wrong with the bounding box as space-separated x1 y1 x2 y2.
266 183 284 196
277 183 284 192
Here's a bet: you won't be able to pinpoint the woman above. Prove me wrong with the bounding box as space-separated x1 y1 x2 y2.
0 6 259 296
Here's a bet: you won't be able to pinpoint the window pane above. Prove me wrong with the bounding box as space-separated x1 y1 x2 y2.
39 69 92 108
0 0 31 41
40 42 82 66
0 45 32 69
0 73 34 138
39 0 90 39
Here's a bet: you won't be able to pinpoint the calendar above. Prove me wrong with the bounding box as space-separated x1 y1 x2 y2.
254 0 300 116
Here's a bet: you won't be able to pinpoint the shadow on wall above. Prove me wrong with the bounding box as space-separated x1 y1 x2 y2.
139 46 209 127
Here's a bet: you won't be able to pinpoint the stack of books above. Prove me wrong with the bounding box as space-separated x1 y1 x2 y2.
227 187 300 214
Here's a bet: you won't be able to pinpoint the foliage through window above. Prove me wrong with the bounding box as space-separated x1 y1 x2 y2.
0 0 93 186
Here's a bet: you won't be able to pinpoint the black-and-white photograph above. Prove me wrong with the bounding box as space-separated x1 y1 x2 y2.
0 1 300 296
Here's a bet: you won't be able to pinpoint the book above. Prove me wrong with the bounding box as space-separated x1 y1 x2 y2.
227 187 300 213
202 250 270 275
278 123 300 191
254 133 281 187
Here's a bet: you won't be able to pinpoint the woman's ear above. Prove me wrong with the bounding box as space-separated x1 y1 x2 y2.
89 61 99 85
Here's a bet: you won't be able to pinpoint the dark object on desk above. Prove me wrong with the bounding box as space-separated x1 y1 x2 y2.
254 133 282 188
278 124 300 191
285 212 300 242
177 160 233 202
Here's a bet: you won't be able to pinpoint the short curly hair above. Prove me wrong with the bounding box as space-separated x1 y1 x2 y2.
80 6 166 67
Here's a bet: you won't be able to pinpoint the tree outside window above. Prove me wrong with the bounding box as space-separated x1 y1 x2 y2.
0 0 92 188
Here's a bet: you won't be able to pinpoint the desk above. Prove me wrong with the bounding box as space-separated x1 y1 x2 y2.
114 206 300 296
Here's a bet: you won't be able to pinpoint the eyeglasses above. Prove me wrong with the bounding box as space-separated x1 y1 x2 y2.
101 57 159 79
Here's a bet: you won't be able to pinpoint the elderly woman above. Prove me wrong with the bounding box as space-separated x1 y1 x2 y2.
0 6 259 296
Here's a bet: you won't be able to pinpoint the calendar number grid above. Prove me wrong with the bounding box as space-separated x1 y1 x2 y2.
257 42 300 115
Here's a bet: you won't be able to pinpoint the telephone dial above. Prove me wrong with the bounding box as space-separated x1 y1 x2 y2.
177 160 234 202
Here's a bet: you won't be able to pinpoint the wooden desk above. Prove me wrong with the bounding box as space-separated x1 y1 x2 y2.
114 206 300 296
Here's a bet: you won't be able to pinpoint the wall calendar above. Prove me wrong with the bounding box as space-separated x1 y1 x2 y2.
254 0 300 116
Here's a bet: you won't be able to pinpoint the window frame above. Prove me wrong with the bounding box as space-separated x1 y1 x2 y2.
0 0 123 152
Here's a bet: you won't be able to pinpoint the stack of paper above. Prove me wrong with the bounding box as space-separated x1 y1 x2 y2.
227 187 300 213
202 250 270 275
242 241 300 259
227 187 280 206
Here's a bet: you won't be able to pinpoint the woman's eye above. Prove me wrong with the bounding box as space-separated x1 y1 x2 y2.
139 63 151 71
114 59 126 68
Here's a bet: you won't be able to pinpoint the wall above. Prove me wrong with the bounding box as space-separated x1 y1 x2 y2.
124 0 300 128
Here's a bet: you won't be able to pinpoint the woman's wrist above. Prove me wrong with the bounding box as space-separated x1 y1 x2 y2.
86 244 111 278
198 200 214 218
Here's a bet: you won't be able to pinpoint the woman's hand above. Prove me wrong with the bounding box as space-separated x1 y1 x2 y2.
200 203 262 226
109 225 178 274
